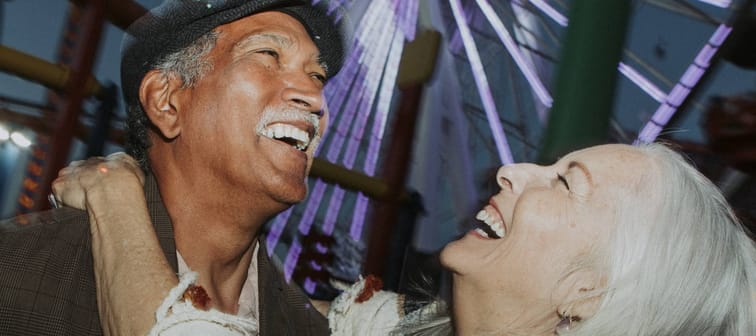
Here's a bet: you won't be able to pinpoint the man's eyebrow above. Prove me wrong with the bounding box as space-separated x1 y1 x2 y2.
234 32 293 51
568 161 593 186
234 32 326 74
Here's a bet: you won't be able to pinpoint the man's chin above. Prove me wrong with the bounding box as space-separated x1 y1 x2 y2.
272 185 309 206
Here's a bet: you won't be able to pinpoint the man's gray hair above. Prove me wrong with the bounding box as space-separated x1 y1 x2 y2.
153 31 218 88
125 31 219 169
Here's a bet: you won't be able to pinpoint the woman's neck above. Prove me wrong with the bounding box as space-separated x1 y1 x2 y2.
451 275 557 336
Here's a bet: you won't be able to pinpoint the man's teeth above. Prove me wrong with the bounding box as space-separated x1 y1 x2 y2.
262 124 311 151
475 209 505 238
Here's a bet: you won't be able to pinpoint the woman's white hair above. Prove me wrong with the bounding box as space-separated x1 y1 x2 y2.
392 143 755 335
569 143 756 335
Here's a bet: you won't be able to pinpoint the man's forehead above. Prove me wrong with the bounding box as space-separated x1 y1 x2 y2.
121 0 345 109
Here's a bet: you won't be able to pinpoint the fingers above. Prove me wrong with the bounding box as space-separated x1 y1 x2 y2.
52 175 86 210
51 152 144 210
57 159 86 177
106 152 145 184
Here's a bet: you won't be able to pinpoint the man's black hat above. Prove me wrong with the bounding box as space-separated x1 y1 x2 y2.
121 0 346 109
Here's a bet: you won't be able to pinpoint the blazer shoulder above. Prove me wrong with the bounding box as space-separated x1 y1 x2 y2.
0 207 91 268
0 207 88 232
0 207 101 335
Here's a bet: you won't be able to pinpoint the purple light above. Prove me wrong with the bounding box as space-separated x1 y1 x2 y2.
321 45 365 127
522 1 685 108
342 91 377 168
304 277 317 294
338 14 399 169
392 0 419 41
695 45 717 67
309 260 323 271
709 25 733 46
476 0 553 107
407 0 420 40
315 242 328 254
297 180 328 234
274 0 421 285
266 208 293 255
325 68 368 161
680 65 705 88
330 29 399 237
318 0 386 131
365 32 405 169
298 0 405 262
634 25 731 144
327 0 344 14
529 0 568 27
350 193 370 240
666 84 691 107
283 240 302 282
450 0 514 164
322 186 346 235
652 104 677 125
297 0 394 239
697 0 731 9
347 30 407 242
618 62 666 103
637 123 661 143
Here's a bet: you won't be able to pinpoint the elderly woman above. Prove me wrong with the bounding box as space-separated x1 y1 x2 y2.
53 143 756 335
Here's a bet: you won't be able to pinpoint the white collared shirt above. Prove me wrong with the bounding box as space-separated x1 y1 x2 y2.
176 244 260 319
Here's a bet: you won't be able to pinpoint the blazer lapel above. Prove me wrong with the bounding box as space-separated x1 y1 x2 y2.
144 173 178 272
257 237 287 335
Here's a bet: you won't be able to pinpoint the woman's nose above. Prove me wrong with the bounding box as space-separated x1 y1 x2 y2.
496 163 544 194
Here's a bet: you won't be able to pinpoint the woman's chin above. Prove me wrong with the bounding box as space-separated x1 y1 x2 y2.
439 235 475 274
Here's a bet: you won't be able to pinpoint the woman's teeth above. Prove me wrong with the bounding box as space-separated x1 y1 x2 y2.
475 209 505 238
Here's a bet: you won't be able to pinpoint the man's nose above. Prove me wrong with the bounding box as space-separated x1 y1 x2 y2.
281 72 324 114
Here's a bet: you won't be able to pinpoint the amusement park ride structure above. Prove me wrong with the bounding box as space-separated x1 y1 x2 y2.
0 0 753 295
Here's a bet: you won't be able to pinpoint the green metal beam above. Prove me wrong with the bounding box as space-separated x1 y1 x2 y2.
538 0 631 163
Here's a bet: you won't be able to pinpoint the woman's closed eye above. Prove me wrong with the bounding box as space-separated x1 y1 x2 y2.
557 173 570 191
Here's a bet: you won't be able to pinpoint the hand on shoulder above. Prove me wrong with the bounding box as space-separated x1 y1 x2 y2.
52 152 145 210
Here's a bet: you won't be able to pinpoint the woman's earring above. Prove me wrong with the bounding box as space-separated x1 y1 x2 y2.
555 312 579 333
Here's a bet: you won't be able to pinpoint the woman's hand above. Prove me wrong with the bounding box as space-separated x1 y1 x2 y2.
51 153 175 336
52 152 144 211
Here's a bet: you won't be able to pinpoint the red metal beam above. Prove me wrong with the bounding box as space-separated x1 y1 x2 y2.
32 0 106 211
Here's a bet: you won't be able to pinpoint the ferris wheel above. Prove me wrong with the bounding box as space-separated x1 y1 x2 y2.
265 0 753 295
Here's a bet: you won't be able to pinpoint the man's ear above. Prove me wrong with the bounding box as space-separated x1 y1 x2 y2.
139 70 183 139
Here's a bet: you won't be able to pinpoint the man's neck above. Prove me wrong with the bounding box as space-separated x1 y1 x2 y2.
154 168 276 314
176 235 257 314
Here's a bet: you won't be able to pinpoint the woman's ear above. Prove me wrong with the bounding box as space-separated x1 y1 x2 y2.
555 270 604 322
557 288 602 322
139 70 183 139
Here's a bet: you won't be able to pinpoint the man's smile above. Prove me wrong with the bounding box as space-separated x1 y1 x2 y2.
259 122 316 151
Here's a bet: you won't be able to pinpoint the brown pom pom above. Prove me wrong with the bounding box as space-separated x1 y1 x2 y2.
183 284 211 310
355 275 383 303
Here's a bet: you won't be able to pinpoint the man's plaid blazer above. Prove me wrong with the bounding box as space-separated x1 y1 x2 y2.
0 175 328 335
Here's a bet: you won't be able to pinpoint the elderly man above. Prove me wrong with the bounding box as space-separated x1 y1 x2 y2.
0 0 344 335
